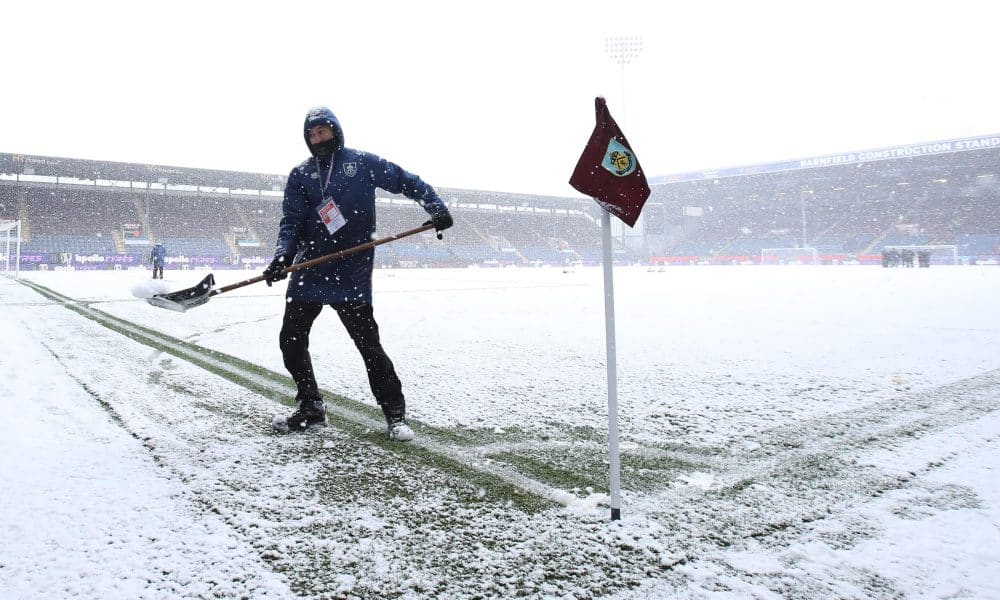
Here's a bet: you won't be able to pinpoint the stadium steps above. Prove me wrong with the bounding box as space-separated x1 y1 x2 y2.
861 227 893 255
222 233 239 258
16 189 31 242
810 221 840 249
133 194 154 244
229 201 261 245
111 229 126 252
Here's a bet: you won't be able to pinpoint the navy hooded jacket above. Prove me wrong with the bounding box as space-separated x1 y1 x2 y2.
274 107 449 304
150 243 166 265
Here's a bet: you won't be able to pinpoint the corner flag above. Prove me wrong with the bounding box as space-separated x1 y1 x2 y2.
569 96 650 227
568 97 651 521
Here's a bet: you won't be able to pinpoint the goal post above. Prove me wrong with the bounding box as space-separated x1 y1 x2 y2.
0 219 21 277
882 244 959 266
760 247 818 265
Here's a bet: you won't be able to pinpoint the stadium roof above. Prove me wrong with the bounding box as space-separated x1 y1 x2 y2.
649 133 1000 185
0 152 583 209
0 152 286 191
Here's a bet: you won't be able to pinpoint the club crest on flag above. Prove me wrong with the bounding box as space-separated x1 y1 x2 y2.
602 139 637 177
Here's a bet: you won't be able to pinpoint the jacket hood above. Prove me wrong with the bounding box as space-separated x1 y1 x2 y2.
303 106 345 157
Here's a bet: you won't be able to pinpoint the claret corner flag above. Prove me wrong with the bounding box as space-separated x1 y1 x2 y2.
568 97 651 521
569 96 651 227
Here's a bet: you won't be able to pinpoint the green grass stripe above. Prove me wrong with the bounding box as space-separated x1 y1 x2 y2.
18 278 575 511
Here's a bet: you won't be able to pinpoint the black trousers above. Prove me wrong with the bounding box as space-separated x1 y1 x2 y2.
279 300 405 419
152 264 163 278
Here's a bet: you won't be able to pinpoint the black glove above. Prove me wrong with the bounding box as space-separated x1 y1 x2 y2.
423 211 453 240
263 254 293 286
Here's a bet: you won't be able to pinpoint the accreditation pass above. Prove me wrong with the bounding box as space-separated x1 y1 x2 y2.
318 197 347 234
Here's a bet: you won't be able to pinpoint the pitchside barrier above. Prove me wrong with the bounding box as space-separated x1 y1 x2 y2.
650 252 996 266
760 247 819 265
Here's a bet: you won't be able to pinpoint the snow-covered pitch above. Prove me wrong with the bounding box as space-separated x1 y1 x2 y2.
2 265 998 598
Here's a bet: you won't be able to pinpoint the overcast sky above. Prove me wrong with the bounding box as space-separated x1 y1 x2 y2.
3 0 998 196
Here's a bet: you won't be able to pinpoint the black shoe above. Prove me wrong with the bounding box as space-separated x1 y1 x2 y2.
272 397 327 432
382 405 414 442
386 416 414 442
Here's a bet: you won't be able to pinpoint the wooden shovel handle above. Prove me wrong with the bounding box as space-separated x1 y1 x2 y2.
211 223 436 296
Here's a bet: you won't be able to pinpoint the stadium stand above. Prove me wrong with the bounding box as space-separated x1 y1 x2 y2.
2 133 999 269
645 134 1000 263
0 171 631 270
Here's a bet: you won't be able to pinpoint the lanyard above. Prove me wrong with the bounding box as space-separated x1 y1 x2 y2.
314 156 336 197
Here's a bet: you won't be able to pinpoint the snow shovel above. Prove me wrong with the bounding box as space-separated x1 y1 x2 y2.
146 223 435 312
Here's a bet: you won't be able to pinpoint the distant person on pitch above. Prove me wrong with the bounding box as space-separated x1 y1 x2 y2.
264 106 453 441
150 242 166 279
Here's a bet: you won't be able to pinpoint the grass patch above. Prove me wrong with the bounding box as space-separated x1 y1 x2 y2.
19 278 568 512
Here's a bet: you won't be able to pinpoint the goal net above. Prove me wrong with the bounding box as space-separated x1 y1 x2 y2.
0 220 21 277
760 247 818 265
882 245 959 266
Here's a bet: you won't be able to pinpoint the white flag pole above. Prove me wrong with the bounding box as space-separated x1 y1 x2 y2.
600 208 622 521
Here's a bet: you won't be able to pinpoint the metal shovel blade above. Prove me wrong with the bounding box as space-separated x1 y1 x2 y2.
146 274 216 313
